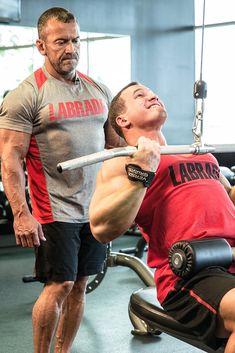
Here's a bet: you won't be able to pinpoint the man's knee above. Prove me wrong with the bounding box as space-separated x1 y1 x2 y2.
45 281 75 299
70 276 88 298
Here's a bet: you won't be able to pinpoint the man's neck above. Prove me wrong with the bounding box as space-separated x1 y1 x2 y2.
125 129 167 147
43 63 76 84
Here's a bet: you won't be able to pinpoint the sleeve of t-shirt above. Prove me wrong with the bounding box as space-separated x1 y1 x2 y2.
0 80 37 134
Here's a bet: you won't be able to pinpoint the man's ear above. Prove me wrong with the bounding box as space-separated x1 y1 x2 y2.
36 39 47 56
116 115 131 129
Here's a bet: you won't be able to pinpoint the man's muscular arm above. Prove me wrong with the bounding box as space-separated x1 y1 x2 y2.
0 129 46 247
89 137 161 243
89 163 147 243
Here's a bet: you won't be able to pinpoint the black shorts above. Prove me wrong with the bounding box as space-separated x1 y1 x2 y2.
162 267 235 350
35 222 107 282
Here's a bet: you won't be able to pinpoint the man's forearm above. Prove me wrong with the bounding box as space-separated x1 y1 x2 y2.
1 157 30 217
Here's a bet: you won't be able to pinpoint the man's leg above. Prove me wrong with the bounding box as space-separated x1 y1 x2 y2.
217 287 235 353
32 281 74 353
54 276 88 353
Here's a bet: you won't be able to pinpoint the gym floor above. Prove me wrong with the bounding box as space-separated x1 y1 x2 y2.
0 230 204 353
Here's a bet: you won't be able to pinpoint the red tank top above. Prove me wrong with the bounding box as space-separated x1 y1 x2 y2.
135 153 235 304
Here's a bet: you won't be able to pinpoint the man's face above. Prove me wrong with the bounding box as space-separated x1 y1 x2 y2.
37 18 80 78
120 84 167 129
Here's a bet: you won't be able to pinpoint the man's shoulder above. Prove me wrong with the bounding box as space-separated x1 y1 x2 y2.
11 69 43 96
20 67 51 93
77 71 112 99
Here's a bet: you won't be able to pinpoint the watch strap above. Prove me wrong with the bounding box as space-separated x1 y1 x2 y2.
125 164 155 188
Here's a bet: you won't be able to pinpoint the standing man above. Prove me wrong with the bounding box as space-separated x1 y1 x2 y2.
0 7 122 353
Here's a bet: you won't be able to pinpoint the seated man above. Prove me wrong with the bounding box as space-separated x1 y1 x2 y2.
89 82 235 352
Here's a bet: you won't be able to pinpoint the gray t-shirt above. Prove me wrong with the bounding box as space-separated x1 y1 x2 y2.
0 66 112 223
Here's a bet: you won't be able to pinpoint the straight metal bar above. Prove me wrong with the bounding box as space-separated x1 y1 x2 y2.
57 144 235 172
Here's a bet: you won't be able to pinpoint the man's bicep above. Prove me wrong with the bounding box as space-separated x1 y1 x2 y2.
90 161 126 208
91 167 117 205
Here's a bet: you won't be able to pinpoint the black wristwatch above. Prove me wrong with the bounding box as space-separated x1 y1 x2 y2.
125 164 156 188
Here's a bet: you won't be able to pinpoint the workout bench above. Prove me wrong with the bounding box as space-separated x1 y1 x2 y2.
129 287 225 353
128 238 234 353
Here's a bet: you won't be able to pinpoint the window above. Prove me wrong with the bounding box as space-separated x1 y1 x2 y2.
195 0 235 25
0 26 38 98
0 25 131 99
195 0 235 144
79 32 131 94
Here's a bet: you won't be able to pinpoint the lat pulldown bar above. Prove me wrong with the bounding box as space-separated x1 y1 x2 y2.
57 144 235 173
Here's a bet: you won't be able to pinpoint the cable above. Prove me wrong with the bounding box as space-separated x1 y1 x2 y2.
199 0 206 81
192 0 207 145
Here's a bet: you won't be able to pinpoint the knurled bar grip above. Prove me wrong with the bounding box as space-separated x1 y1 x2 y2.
57 144 235 172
